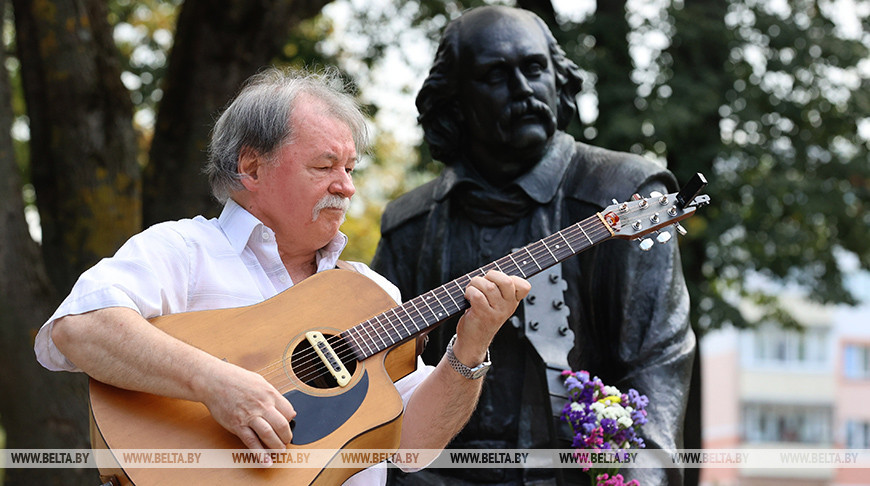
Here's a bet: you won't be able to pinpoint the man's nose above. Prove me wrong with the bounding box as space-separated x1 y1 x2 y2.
330 169 355 198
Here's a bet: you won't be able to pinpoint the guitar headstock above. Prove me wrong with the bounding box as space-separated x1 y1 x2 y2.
601 173 710 250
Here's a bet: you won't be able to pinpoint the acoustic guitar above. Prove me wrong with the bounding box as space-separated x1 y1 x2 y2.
89 175 710 485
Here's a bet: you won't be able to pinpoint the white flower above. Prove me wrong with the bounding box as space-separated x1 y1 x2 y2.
618 416 634 428
570 402 584 412
603 386 621 397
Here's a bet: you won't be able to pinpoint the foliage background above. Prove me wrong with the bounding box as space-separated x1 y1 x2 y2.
0 0 867 485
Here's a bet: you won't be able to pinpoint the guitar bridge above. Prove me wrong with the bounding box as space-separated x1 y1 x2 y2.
305 331 351 387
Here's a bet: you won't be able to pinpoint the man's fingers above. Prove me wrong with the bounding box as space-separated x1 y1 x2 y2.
512 275 531 301
249 416 287 451
264 407 294 445
468 271 528 308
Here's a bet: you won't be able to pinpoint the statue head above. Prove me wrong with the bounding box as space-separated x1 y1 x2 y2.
417 6 582 182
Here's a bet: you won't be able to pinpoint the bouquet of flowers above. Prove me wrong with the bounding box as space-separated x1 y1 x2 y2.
560 370 649 486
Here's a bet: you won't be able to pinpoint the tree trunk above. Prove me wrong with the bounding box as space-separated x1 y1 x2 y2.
14 0 141 295
0 2 91 484
143 0 331 225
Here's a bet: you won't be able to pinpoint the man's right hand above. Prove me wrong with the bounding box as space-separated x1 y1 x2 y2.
197 360 296 452
52 307 296 457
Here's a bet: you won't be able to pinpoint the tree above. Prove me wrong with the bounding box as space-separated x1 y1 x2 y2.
0 1 330 484
143 0 332 225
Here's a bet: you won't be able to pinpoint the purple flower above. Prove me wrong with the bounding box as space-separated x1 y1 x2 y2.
631 409 648 426
561 370 650 485
601 418 618 435
625 389 649 410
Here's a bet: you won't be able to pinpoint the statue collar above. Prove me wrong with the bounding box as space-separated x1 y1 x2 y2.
433 131 576 204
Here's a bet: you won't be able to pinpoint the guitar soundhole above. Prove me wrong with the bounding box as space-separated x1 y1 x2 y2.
289 334 357 389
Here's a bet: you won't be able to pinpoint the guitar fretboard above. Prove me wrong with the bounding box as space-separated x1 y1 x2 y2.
340 213 613 360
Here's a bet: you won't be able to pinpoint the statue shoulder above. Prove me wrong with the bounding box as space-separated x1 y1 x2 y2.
379 178 440 235
566 141 678 207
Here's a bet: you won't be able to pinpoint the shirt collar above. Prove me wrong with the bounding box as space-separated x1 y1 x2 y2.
218 199 348 270
433 131 575 203
219 199 263 255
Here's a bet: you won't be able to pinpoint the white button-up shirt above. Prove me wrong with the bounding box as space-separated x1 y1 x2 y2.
35 199 432 485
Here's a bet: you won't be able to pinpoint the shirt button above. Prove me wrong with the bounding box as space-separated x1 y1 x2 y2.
279 274 288 283
262 231 270 240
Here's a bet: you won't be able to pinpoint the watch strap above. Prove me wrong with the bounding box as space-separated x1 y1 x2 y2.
445 334 491 380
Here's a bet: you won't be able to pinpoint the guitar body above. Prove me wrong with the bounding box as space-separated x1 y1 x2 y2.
89 269 418 485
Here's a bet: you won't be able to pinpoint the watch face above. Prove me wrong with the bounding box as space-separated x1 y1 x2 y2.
470 364 490 380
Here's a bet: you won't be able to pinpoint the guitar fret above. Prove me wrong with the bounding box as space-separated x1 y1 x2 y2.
426 292 449 320
417 294 440 325
444 283 462 310
388 308 406 343
371 315 390 349
406 299 428 333
523 247 542 271
542 239 557 262
507 253 527 278
578 222 593 246
558 231 576 255
356 322 376 356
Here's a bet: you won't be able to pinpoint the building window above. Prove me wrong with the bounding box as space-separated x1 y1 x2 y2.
843 344 870 379
747 325 828 367
845 421 870 449
742 403 832 444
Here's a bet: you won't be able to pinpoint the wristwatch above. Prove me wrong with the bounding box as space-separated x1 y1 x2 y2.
445 334 491 380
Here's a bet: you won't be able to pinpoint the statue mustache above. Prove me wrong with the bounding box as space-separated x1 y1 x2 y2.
312 194 350 222
499 98 554 126
496 98 556 137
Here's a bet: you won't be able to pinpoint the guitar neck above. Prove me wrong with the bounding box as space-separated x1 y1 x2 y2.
342 212 614 360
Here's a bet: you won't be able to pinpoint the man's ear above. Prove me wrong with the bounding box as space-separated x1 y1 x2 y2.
237 147 261 191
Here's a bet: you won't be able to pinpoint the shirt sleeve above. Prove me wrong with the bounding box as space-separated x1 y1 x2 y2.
34 223 191 371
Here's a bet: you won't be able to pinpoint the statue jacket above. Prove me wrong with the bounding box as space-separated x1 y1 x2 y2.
372 132 696 485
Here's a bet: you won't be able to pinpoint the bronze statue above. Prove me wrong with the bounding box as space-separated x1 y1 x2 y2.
372 6 695 485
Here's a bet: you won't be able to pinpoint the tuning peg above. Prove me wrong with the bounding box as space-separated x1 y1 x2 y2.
674 223 687 236
656 231 672 244
639 238 654 251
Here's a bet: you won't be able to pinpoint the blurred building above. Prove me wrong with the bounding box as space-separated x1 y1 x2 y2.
700 295 870 486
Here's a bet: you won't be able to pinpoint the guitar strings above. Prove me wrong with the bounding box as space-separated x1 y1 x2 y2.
253 202 665 388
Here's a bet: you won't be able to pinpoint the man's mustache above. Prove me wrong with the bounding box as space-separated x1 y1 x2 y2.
312 194 350 222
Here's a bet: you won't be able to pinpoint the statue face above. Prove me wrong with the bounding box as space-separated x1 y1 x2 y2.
457 9 559 177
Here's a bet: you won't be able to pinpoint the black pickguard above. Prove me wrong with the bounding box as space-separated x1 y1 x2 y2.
284 371 369 445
